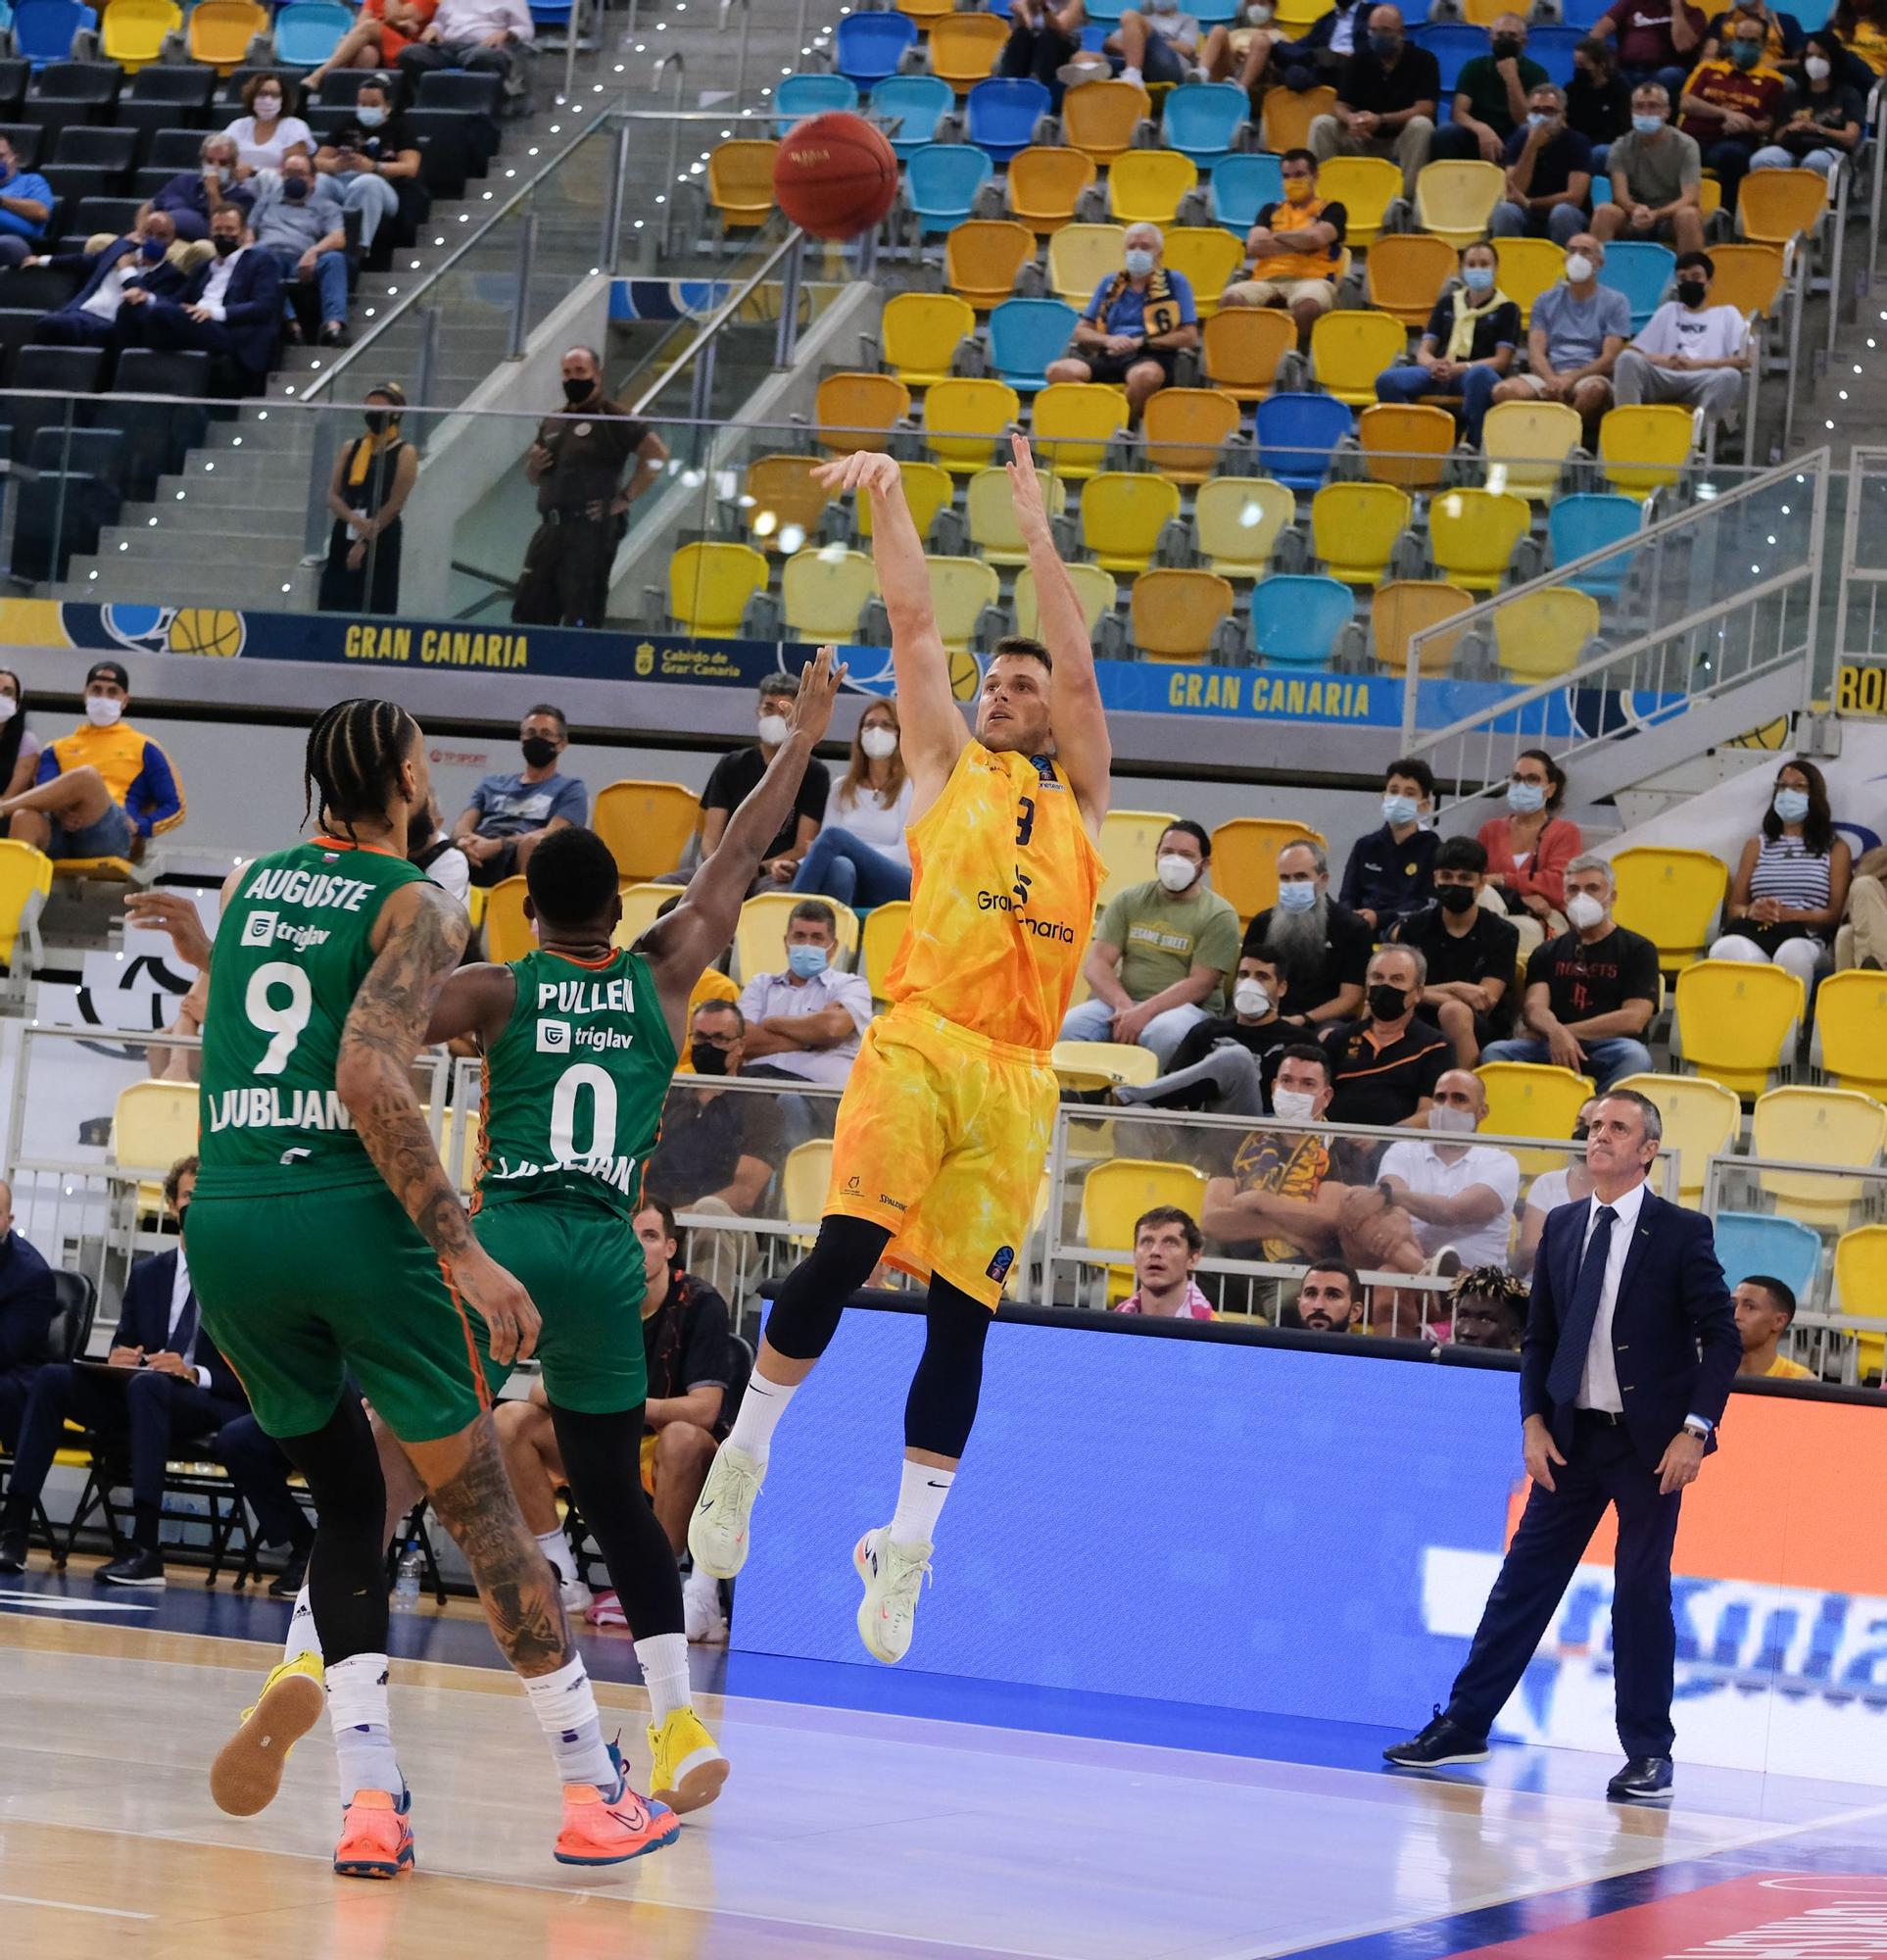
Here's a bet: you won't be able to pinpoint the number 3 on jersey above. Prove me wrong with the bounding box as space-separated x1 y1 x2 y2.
246 961 313 1076
1015 796 1036 851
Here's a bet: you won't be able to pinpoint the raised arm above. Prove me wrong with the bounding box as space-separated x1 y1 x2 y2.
637 647 843 1049
424 961 518 1048
1007 432 1112 835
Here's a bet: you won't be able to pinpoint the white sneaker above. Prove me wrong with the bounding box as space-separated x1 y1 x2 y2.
687 1444 765 1581
559 1574 595 1617
683 1565 727 1644
853 1527 932 1666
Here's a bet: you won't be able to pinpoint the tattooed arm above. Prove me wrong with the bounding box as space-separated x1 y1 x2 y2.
336 880 540 1364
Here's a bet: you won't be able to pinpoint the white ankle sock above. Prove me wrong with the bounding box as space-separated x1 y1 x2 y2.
284 1582 322 1665
635 1632 693 1726
725 1371 798 1466
325 1652 400 1800
1121 63 1142 82
520 1654 617 1791
889 1459 954 1550
535 1528 577 1587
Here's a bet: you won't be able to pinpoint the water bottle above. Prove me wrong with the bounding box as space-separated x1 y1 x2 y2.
391 1543 422 1613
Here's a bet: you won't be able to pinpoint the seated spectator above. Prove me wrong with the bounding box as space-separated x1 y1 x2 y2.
1272 0 1371 92
1094 0 1205 88
645 1002 782 1220
1321 946 1450 1128
696 673 829 891
1339 757 1439 932
452 703 587 888
1750 33 1863 175
0 1176 54 1453
1837 842 1887 970
407 792 470 906
1282 1258 1363 1331
1706 757 1850 985
1200 0 1294 104
1592 83 1705 254
1480 854 1658 1089
124 204 283 388
0 1157 248 1586
1113 946 1296 1113
395 0 535 97
1832 0 1887 81
0 133 53 270
314 78 420 253
1 662 182 863
737 900 873 1086
1478 747 1580 934
1733 1274 1814 1379
1241 839 1371 1027
1308 4 1440 200
1492 83 1595 248
318 384 416 616
1222 149 1347 345
1594 0 1705 96
250 153 351 346
999 0 1088 100
1112 1205 1215 1319
1614 249 1751 436
142 133 253 246
1393 836 1520 1067
1489 232 1631 441
1430 13 1551 164
1378 1069 1523 1268
1060 819 1241 1065
1046 222 1199 424
222 74 314 176
1373 242 1518 446
1676 12 1787 209
1515 1096 1597 1274
216 1408 315 1595
1445 1265 1527 1348
0 669 44 801
28 213 186 349
791 697 912 908
1568 36 1634 171
311 0 440 85
1703 0 1805 67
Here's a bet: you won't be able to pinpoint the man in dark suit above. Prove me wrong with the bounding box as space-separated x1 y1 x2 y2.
0 1155 248 1586
1384 1089 1738 1801
0 1176 56 1451
26 213 188 350
123 203 282 389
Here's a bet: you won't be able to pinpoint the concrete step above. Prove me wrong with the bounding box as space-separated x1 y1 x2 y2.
68 558 316 608
88 527 308 567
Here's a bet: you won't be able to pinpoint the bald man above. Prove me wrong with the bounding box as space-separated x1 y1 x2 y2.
1376 1071 1523 1270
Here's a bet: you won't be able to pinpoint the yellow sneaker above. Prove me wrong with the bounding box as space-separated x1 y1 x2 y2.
211 1652 326 1817
646 1705 729 1815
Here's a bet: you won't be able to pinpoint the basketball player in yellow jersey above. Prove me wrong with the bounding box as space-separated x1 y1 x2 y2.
690 433 1110 1664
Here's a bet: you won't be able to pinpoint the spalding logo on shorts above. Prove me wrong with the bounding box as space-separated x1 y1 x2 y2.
986 1246 1015 1283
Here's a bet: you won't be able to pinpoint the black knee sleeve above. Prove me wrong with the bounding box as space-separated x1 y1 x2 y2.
764 1214 891 1362
549 1400 682 1642
903 1278 991 1460
279 1392 388 1667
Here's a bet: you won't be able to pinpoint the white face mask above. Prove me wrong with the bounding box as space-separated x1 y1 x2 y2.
1428 1102 1478 1135
1564 253 1595 284
1272 1088 1320 1125
1805 54 1831 78
1155 853 1198 893
859 725 898 760
756 711 790 747
1276 879 1318 913
1233 979 1271 1018
1381 793 1419 827
85 696 123 727
0 696 15 724
1566 891 1607 931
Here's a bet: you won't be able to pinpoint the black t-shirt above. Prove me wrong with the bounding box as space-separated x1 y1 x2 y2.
1420 292 1522 364
646 1084 783 1207
642 1269 732 1418
1336 42 1442 118
1320 1014 1451 1128
701 742 831 861
327 112 417 169
1156 1015 1297 1110
1241 902 1374 1016
1392 902 1521 1035
1524 924 1661 1024
1567 70 1633 146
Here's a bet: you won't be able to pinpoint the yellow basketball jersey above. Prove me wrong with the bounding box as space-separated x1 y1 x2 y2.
886 741 1101 1053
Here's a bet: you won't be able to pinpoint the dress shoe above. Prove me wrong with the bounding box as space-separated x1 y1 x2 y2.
268 1545 311 1599
1607 1755 1674 1802
97 1545 167 1587
1383 1705 1490 1769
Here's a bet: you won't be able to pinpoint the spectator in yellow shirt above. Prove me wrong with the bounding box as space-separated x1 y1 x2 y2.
1733 1274 1815 1380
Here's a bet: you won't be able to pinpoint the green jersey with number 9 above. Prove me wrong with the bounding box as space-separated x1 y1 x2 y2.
195 837 432 1198
475 946 677 1220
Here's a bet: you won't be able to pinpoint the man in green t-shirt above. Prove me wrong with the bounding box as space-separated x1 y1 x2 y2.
1430 12 1550 162
1058 818 1241 1065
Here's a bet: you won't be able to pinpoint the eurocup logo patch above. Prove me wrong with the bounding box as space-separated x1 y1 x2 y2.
986 1245 1015 1283
536 1020 571 1054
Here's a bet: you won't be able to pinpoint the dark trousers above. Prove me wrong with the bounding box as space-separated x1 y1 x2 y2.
1001 22 1077 107
511 512 617 628
396 39 514 86
32 309 121 350
216 1412 313 1549
1444 1413 1681 1758
1703 136 1757 215
0 1362 36 1453
1429 122 1503 163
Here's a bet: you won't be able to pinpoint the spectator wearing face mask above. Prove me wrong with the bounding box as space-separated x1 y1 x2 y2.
1320 945 1450 1129
1112 947 1297 1113
1241 839 1371 1026
1492 84 1594 247
736 901 873 1087
1748 33 1863 176
1706 758 1850 987
1377 1070 1522 1269
1488 230 1631 441
1676 14 1787 208
1373 242 1519 444
1220 149 1348 345
1591 83 1706 255
220 73 314 175
1478 748 1581 932
406 793 470 906
1613 250 1751 436
248 151 349 345
317 384 416 614
452 703 587 888
1428 13 1550 165
791 698 912 907
141 133 253 246
313 78 420 252
27 214 187 349
1701 0 1804 70
1060 819 1242 1064
1567 36 1634 170
1199 0 1290 106
1047 222 1199 424
1112 1206 1215 1318
1339 757 1439 932
0 133 55 270
1392 836 1519 1068
1310 4 1441 201
121 206 282 386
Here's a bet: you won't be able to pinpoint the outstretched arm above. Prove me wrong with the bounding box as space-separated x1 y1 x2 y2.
425 962 518 1048
1007 433 1111 835
638 648 844 1050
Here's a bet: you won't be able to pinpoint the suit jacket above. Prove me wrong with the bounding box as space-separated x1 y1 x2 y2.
114 1249 246 1405
0 1228 56 1370
49 235 188 316
177 246 284 374
1520 1187 1739 1470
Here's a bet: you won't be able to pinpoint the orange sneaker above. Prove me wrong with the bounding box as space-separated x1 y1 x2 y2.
555 1771 679 1868
332 1788 414 1881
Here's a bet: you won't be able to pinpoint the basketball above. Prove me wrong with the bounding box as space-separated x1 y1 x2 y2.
167 607 246 658
772 112 897 241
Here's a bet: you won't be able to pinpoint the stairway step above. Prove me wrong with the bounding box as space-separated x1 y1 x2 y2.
90 527 307 566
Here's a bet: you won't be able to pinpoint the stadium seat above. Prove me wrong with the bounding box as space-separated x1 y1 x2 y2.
739 892 860 982
606 884 678 954
906 142 993 235
860 898 911 1002
1712 1210 1821 1301
964 74 1049 161
1753 1085 1887 1230
1596 239 1673 332
112 1080 198 1216
1481 398 1581 501
1309 308 1407 408
1031 380 1128 479
1707 239 1787 323
1833 1225 1887 1379
705 140 777 230
783 1139 833 1246
0 838 51 968
1357 402 1455 490
1052 1041 1160 1092
1367 231 1458 327
1161 225 1241 318
1131 566 1234 662
1250 572 1354 666
1370 579 1474 675
931 11 1009 91
1672 959 1804 1098
1612 845 1728 968
926 554 1001 652
592 781 700 884
870 72 953 160
1097 808 1181 907
272 1 351 69
1610 1072 1739 1203
855 458 955 544
1139 385 1240 485
1418 20 1488 90
1060 77 1150 168
741 453 832 553
1735 167 1827 249
897 0 956 25
1015 558 1117 638
1548 492 1641 599
13 0 97 68
1106 149 1197 227
668 541 767 635
1260 84 1333 153
1476 1061 1593 1167
945 219 1036 309
782 546 879 641
1254 391 1353 490
1162 81 1248 166
1492 585 1600 681
836 10 918 87
1080 470 1182 573
1414 161 1503 249
1317 154 1402 250
1209 151 1282 235
924 375 1020 472
1426 485 1530 593
1598 404 1696 500
1048 220 1128 305
987 295 1078 391
1006 144 1095 234
1311 481 1410 586
1080 1157 1208 1301
100 0 179 70
814 369 911 452
1202 305 1294 402
965 460 1060 561
880 290 975 388
184 0 266 70
773 71 858 136
1811 970 1887 1102
1191 473 1294 578
1492 236 1565 325
1211 816 1324 922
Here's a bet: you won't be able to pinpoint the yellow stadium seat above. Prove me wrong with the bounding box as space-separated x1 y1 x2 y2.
1414 161 1504 250
1192 474 1294 579
1007 147 1097 234
187 0 266 70
1833 1224 1887 1379
1366 231 1459 327
783 1139 833 1248
1458 0 1516 19
465 886 489 931
1708 240 1787 320
782 545 878 641
1317 155 1403 250
1493 586 1601 682
113 1079 199 1216
1610 1072 1740 1203
856 459 956 544
1211 817 1324 922
741 453 832 553
1611 845 1728 969
1358 402 1456 491
1080 1156 1209 1302
1312 480 1411 586
1032 380 1128 479
1131 567 1234 662
485 875 532 962
706 139 779 229
923 375 1021 473
1598 404 1696 500
929 10 1007 87
1476 1060 1594 1173
1673 959 1804 1098
898 0 955 20
814 370 912 453
1492 237 1565 326
1015 560 1117 638
1426 485 1530 593
1079 470 1182 574
880 291 976 389
1310 308 1407 407
1052 1041 1160 1091
435 1106 486 1195
1736 166 1828 246
1162 224 1243 318
592 780 700 883
668 540 768 634
1274 0 1333 24
861 900 912 1004
1812 970 1887 1102
1139 386 1241 485
611 881 674 953
737 892 860 983
1261 84 1334 153
1048 221 1129 305
1481 399 1581 502
1370 579 1475 675
1108 150 1198 226
102 0 181 70
0 839 52 968
946 219 1038 308
927 554 1001 653
1753 1085 1887 1229
1202 305 1295 402
967 464 1063 564
1097 808 1182 908
1062 78 1150 167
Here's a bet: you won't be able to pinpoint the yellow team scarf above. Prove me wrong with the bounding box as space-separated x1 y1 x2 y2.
1100 265 1184 338
1445 282 1511 363
346 419 403 488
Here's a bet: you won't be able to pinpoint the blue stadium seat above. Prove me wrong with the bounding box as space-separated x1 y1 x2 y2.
1559 0 1613 26
773 72 858 136
1598 240 1674 332
906 142 993 236
965 76 1049 165
1250 573 1354 666
1210 152 1282 235
1254 392 1353 491
12 0 94 67
870 73 953 161
836 10 918 88
1548 492 1642 599
987 296 1078 391
1526 26 1584 87
1414 24 1488 103
273 0 353 69
1711 1211 1821 1304
1161 82 1248 167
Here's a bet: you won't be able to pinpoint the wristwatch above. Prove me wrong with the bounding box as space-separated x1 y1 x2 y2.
1682 1417 1712 1444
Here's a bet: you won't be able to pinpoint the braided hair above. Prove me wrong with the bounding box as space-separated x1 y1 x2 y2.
1447 1265 1528 1313
304 697 420 841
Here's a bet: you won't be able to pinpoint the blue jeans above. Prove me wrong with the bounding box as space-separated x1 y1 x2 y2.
790 826 911 908
1478 1033 1652 1092
1491 197 1585 247
272 244 349 328
1059 996 1213 1067
1375 358 1500 445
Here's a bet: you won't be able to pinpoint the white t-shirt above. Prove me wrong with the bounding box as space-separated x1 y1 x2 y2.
1632 301 1749 364
1378 1137 1522 1270
223 114 315 172
820 774 913 869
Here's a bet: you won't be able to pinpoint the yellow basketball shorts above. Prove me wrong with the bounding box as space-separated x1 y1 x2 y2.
824 1004 1056 1310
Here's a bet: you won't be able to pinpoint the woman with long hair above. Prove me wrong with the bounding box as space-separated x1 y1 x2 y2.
1476 747 1581 926
789 697 913 907
1707 757 1851 985
0 670 41 803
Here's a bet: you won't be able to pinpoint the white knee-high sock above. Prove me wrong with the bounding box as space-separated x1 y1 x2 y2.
326 1651 400 1800
889 1459 954 1550
724 1372 798 1466
284 1583 322 1665
520 1654 617 1791
635 1632 693 1726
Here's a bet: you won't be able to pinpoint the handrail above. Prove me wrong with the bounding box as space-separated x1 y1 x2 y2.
629 221 807 417
653 50 687 196
718 0 751 104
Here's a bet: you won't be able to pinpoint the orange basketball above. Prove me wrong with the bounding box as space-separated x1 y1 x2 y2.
772 112 898 242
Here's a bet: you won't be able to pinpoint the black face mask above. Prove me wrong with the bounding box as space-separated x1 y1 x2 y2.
562 376 597 407
1437 883 1478 915
691 1042 730 1076
1491 35 1524 59
214 233 240 256
1676 278 1708 308
283 175 308 202
1368 983 1409 1021
363 411 390 435
520 735 558 769
174 1203 189 1238
1572 1120 1591 1142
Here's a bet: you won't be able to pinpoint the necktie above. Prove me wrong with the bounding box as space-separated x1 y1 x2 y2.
1547 1204 1616 1408
171 1292 199 1364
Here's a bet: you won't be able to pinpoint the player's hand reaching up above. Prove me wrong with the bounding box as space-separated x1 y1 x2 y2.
787 643 847 747
812 450 903 501
1006 431 1052 547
